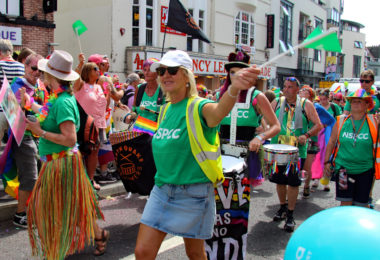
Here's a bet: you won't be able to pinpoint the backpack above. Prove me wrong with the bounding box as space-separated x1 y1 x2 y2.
77 102 99 156
135 83 164 107
330 103 338 118
121 88 135 106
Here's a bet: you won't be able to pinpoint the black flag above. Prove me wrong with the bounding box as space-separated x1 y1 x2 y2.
166 0 211 43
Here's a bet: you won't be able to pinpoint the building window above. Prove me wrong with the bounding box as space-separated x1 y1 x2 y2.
354 41 363 49
0 0 20 16
187 9 194 52
234 11 255 47
187 6 206 53
132 0 155 46
353 55 361 77
279 0 293 53
314 17 323 62
146 0 153 46
198 10 204 52
328 8 340 26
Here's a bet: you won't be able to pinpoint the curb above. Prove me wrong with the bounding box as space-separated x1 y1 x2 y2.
0 181 126 222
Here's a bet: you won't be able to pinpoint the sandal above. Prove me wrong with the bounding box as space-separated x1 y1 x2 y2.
94 229 110 256
303 187 310 198
91 180 101 191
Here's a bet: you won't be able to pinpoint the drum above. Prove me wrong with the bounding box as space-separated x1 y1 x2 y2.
222 155 246 176
109 131 156 196
206 155 250 260
262 144 298 165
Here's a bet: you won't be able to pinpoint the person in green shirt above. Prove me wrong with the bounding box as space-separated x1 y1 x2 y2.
270 77 322 232
319 89 342 118
324 89 379 207
24 50 108 259
134 50 260 259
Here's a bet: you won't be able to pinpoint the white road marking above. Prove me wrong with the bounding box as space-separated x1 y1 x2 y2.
120 236 184 260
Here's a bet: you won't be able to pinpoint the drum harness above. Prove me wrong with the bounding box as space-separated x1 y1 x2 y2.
221 87 256 188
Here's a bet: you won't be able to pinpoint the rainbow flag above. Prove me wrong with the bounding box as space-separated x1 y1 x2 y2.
133 116 158 136
0 134 19 199
333 85 341 94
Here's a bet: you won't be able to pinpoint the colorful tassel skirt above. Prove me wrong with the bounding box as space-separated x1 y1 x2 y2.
27 151 104 260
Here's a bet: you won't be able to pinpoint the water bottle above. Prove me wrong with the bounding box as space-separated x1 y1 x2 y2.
299 170 306 181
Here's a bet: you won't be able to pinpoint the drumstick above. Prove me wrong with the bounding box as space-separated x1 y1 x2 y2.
140 105 159 115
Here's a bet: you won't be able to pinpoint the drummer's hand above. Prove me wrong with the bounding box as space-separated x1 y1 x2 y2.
249 137 261 153
230 65 260 91
323 163 332 178
124 112 136 124
298 135 307 145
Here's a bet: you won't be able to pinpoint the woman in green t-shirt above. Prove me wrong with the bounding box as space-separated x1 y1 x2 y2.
324 89 378 207
134 50 261 259
24 51 108 259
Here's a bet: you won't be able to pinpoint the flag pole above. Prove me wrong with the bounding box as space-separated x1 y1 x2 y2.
161 24 168 57
259 28 338 69
76 28 83 54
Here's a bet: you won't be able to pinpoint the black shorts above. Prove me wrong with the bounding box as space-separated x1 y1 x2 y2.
307 140 320 154
335 168 374 205
269 158 305 187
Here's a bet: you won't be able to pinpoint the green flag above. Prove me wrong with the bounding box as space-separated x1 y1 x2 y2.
72 20 87 36
303 27 342 53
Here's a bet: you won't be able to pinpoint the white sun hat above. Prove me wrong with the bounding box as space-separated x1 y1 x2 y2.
38 50 79 81
150 50 193 72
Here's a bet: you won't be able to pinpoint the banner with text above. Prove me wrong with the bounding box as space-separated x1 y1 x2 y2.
205 173 251 260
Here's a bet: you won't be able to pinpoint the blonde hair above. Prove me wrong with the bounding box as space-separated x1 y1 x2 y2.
44 72 73 94
159 67 197 102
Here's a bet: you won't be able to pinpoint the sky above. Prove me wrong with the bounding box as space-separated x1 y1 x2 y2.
341 0 380 46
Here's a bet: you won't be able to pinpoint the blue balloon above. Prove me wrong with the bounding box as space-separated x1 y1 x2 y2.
284 206 380 260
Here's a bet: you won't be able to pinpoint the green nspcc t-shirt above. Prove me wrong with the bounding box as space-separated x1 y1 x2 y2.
334 118 373 174
134 86 161 122
38 92 80 156
152 97 216 186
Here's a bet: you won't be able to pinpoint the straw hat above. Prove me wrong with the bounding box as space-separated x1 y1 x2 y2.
346 88 374 111
38 50 79 81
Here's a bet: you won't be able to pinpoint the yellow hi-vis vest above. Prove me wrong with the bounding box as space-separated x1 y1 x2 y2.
158 97 224 185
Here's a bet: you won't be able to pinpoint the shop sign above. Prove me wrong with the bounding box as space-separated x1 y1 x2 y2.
260 65 276 79
161 6 186 36
0 26 22 45
132 52 226 75
132 52 276 78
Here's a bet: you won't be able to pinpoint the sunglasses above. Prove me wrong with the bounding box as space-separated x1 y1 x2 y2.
334 98 342 101
156 66 180 76
93 67 99 71
359 79 372 84
31 66 41 72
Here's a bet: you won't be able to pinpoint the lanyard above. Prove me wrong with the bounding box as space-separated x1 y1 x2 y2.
285 104 296 136
350 115 366 147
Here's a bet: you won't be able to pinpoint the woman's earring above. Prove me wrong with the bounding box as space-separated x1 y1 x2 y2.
186 82 190 88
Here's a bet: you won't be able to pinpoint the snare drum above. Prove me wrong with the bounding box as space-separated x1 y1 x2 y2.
262 144 298 165
222 155 246 176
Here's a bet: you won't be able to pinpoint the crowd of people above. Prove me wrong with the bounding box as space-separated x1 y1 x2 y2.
0 37 379 259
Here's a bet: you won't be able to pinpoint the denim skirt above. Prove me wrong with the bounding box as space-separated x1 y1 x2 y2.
140 182 216 239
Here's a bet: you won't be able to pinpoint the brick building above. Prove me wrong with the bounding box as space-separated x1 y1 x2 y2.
0 0 56 57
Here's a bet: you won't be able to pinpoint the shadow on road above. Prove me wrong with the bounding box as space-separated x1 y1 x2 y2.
66 223 140 260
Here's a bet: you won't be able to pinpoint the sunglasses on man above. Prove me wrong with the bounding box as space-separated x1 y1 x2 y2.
359 79 372 84
334 98 342 101
31 66 42 72
156 66 180 76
